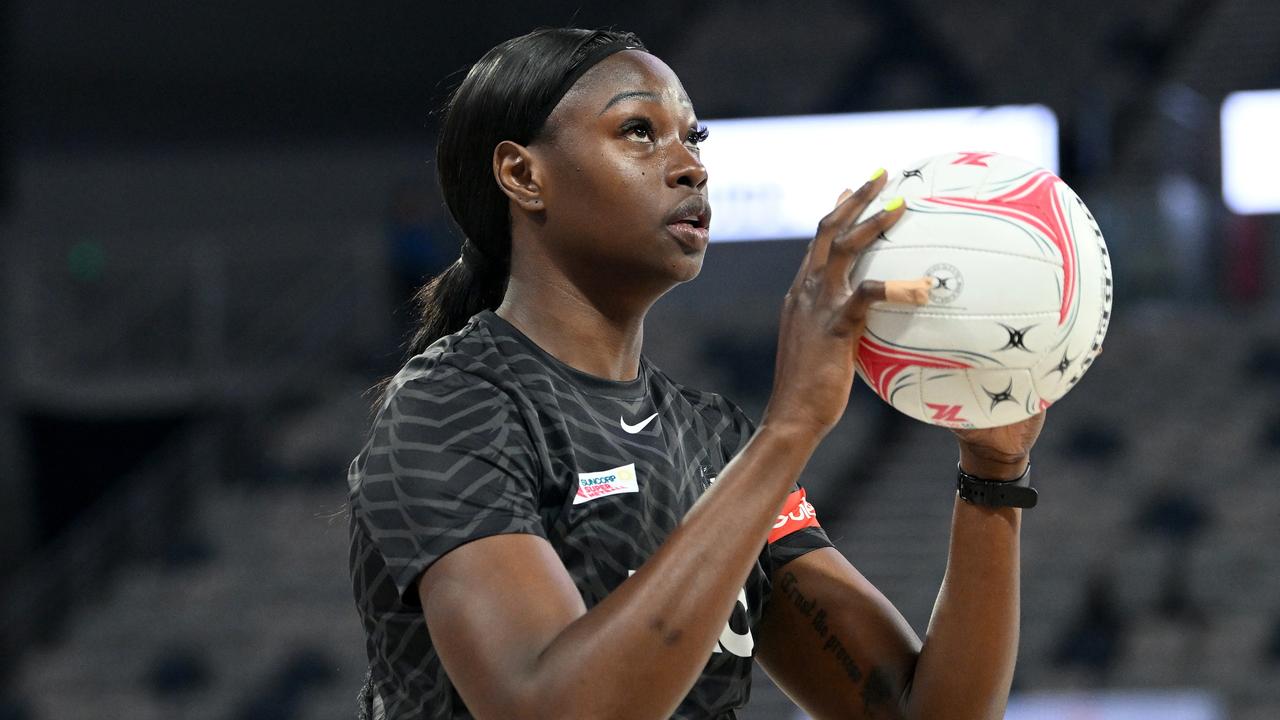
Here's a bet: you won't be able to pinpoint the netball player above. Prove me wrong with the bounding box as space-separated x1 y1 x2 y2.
348 28 1046 720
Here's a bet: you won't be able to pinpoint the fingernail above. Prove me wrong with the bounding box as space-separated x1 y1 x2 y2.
837 188 853 204
883 196 905 212
869 167 886 182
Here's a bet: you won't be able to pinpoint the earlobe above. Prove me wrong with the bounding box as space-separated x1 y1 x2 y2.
493 140 544 212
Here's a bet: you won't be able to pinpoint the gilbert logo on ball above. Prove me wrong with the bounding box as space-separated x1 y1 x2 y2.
850 151 1113 429
924 263 964 304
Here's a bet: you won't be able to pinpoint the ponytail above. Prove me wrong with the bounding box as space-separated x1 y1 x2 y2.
405 240 507 356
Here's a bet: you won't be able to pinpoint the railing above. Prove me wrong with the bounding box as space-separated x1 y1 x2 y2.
5 226 390 410
0 225 392 681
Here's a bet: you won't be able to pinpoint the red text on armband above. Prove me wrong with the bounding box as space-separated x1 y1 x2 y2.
767 488 820 544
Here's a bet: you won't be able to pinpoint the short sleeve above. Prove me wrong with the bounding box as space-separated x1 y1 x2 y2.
353 371 545 603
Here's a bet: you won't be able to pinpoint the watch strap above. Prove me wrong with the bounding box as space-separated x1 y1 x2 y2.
956 463 1037 508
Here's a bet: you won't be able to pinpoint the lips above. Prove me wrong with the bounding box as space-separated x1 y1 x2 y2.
664 195 711 231
664 195 711 252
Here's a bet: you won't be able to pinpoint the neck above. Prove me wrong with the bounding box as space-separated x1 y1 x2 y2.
497 273 648 382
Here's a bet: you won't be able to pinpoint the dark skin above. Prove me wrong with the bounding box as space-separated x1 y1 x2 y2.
419 50 1046 720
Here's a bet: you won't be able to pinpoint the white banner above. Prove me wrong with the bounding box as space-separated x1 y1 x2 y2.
1222 88 1280 214
700 105 1060 242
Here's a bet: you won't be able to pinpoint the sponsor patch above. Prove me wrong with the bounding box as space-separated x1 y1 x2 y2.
768 488 820 543
574 463 639 505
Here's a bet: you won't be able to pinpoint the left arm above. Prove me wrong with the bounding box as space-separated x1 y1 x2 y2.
755 414 1044 720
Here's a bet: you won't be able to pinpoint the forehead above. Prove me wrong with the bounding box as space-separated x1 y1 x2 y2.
553 50 693 118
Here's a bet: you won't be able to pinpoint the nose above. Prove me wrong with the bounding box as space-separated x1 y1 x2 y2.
665 143 708 190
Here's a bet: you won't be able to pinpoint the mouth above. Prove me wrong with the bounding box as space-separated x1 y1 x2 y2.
665 195 711 252
665 195 712 231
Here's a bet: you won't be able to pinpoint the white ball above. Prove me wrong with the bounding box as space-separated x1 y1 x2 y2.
850 152 1113 429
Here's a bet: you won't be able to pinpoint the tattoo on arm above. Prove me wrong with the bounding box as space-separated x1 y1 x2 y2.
861 666 894 715
779 571 898 714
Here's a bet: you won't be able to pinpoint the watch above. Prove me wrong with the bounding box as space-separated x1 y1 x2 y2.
956 463 1037 508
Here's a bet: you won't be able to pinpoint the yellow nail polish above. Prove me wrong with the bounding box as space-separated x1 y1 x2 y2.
883 196 905 212
869 167 886 182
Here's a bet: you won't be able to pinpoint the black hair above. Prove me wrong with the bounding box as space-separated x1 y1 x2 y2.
405 28 647 357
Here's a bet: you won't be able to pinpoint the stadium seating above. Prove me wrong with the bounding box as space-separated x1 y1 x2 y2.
6 307 1279 719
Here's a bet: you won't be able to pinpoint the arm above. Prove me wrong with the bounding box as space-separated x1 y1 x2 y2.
420 176 912 720
422 423 816 720
756 417 1045 720
755 547 921 719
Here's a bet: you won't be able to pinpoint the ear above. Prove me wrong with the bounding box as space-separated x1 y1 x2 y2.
493 140 544 212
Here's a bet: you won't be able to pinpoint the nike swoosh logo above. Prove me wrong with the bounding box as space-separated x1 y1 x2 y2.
620 412 658 434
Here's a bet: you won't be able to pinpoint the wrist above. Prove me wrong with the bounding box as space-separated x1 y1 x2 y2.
754 419 825 456
957 446 1029 481
738 422 822 496
956 462 1036 508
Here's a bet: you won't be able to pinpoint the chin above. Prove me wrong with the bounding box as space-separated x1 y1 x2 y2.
667 249 706 283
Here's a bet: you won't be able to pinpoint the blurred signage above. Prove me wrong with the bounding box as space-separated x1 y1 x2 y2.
1005 690 1225 720
1222 88 1280 214
700 105 1060 242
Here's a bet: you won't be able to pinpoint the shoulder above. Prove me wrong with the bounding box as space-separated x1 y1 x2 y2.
647 362 756 452
357 345 539 492
376 319 532 439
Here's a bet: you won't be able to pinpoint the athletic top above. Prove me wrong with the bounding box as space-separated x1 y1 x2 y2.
347 310 832 719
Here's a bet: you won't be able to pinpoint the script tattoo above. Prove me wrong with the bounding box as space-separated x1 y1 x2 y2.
861 666 894 715
779 571 861 682
778 571 899 716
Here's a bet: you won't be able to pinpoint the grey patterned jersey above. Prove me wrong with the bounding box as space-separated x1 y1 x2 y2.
347 311 832 719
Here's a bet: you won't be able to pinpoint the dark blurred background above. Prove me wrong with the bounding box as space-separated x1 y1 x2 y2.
2 1 1278 718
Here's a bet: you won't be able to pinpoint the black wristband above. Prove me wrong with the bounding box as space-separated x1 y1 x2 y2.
956 463 1037 508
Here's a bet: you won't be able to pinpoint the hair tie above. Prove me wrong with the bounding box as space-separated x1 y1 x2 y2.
461 239 490 272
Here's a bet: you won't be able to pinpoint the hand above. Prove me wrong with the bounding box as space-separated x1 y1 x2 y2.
761 171 912 440
951 412 1047 481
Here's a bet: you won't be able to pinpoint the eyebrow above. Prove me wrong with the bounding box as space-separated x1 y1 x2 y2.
599 90 658 115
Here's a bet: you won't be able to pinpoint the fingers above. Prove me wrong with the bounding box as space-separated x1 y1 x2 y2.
833 276 930 336
794 169 889 285
820 196 906 290
885 277 935 304
831 279 886 336
854 279 888 307
792 186 861 286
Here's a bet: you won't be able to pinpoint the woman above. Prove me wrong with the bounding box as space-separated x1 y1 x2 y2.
348 28 1045 720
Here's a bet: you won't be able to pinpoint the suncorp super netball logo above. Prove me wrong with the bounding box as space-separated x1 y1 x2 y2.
574 463 639 505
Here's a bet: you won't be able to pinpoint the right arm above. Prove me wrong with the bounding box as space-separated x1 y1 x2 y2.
422 424 817 720
421 174 905 720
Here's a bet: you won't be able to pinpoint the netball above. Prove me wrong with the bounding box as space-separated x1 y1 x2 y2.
851 151 1113 429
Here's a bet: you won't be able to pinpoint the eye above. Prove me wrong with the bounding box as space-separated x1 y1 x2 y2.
686 123 710 146
622 119 653 141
